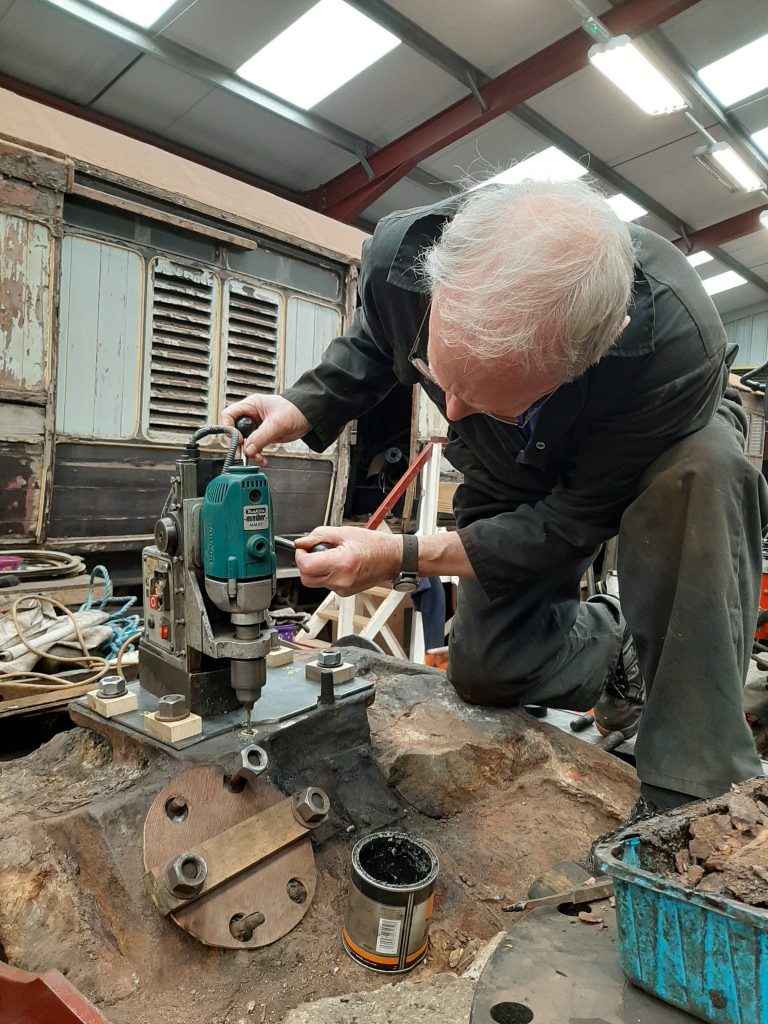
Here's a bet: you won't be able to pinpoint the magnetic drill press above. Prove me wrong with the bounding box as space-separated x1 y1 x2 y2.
139 419 277 726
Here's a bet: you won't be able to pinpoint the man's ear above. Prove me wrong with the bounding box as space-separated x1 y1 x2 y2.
620 315 631 332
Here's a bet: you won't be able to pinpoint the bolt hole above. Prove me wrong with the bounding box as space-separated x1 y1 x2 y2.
557 901 592 917
287 878 307 904
247 750 264 767
181 857 201 880
249 489 262 503
311 792 324 809
489 1003 534 1024
164 797 188 823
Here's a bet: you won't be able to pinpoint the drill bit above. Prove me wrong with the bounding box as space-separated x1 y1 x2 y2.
242 702 254 733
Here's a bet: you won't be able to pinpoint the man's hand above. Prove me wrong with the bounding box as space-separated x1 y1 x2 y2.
221 394 311 467
294 527 402 596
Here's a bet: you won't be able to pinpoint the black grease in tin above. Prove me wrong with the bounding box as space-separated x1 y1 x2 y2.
358 835 433 886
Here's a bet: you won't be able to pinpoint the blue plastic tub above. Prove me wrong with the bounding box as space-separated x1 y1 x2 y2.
596 801 768 1024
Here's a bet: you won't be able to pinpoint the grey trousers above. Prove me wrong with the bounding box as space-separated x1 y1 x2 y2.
448 398 768 800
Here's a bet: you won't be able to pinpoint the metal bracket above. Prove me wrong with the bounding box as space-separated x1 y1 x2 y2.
145 787 329 916
464 69 488 112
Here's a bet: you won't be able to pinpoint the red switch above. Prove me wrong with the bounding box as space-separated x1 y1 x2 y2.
160 624 169 640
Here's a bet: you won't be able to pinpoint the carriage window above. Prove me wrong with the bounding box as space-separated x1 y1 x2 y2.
228 247 340 301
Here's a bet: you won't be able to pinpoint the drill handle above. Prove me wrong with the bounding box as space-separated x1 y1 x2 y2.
235 416 257 439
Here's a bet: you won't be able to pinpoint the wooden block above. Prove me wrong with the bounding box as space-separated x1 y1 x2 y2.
304 661 355 684
143 710 202 743
85 689 138 718
266 646 294 668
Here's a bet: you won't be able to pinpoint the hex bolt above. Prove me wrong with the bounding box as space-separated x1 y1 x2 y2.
229 911 266 942
292 786 331 828
317 648 342 668
156 693 189 721
163 852 208 899
98 675 127 699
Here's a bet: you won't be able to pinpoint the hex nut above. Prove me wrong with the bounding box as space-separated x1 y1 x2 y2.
317 648 342 668
98 675 127 698
156 693 189 721
292 786 331 828
163 852 208 899
228 744 269 789
240 744 268 774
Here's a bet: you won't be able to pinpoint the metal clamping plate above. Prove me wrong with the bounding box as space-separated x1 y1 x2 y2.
143 766 316 948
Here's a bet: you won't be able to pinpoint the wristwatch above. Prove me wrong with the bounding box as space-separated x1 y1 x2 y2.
392 534 420 593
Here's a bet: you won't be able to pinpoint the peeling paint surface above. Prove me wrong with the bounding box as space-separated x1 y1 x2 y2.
0 214 50 392
0 441 42 537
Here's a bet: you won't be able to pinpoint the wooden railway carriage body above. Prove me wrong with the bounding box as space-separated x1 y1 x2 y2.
0 87 366 564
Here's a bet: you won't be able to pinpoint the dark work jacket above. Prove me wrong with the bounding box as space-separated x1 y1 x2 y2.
283 198 728 600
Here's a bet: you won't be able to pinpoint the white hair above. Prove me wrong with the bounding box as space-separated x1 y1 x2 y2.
420 178 636 379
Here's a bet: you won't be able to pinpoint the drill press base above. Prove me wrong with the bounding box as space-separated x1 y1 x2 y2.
70 659 373 751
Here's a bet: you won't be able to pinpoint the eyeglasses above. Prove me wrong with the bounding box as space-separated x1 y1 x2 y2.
408 304 556 428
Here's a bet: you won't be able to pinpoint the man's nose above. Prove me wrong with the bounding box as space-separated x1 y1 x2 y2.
445 392 474 422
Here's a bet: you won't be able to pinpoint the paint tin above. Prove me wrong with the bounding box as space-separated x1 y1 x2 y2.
342 831 439 973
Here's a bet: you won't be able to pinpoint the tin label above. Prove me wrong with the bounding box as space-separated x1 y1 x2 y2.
243 505 269 531
376 917 401 955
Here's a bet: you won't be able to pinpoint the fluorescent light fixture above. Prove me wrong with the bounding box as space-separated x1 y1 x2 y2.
760 211 768 231
702 271 747 296
753 126 768 158
698 32 768 107
588 34 687 116
686 251 714 267
237 0 399 109
695 142 764 193
86 0 176 27
476 147 589 188
606 193 647 221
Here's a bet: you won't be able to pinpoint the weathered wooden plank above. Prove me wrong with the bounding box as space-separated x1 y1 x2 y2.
0 214 51 392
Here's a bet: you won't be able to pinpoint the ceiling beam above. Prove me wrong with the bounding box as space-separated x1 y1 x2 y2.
342 0 766 294
39 0 373 158
309 0 702 220
672 205 768 254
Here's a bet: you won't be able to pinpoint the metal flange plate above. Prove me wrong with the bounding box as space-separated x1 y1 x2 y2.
143 766 316 948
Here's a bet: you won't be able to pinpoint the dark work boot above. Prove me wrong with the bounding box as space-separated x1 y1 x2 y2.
594 626 645 739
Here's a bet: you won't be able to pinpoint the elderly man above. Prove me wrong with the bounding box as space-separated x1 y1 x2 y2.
223 179 767 820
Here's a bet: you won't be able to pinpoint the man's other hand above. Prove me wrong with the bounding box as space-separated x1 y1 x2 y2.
294 527 402 596
221 394 311 467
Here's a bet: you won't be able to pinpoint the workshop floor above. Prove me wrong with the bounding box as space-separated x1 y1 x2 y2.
0 653 639 1024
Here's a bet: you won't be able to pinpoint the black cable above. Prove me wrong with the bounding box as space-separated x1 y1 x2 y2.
188 426 240 471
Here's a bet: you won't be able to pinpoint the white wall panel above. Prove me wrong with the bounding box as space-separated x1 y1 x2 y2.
57 236 143 437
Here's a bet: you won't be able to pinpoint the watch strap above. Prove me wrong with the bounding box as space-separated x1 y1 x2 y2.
401 534 418 575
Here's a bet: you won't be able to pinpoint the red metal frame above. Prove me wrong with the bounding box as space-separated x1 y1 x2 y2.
309 0 703 222
0 963 109 1024
364 441 442 531
673 204 768 255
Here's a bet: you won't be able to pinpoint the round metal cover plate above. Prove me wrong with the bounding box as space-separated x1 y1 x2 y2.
143 765 316 948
